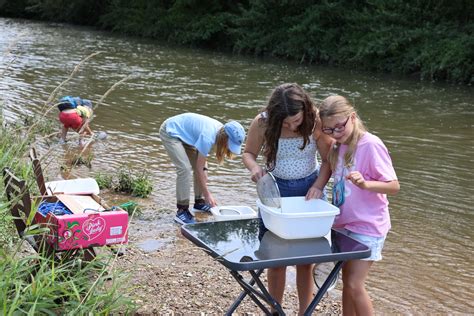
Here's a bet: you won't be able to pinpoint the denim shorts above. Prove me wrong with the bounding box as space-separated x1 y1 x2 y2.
274 170 326 199
342 229 386 261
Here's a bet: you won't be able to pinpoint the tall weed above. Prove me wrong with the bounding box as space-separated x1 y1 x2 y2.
0 50 136 313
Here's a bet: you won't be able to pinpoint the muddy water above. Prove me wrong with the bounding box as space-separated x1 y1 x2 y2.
1 18 473 314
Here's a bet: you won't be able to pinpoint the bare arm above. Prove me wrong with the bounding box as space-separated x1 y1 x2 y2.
305 127 335 199
242 115 266 182
346 171 400 195
82 123 93 136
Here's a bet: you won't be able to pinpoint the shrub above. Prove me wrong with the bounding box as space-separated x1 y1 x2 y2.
115 168 133 194
131 171 153 198
114 167 153 198
94 172 113 189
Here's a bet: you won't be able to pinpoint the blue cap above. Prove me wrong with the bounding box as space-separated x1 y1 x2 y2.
59 96 78 108
224 121 245 155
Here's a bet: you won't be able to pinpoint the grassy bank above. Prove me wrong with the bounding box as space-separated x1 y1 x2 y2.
0 0 472 84
0 96 135 314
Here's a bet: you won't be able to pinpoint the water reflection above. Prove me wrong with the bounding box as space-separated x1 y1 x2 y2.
1 17 473 314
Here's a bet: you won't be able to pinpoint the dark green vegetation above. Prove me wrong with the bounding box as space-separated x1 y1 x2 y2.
1 0 472 84
95 168 153 198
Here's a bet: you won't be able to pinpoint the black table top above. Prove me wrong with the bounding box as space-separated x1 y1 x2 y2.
181 218 371 271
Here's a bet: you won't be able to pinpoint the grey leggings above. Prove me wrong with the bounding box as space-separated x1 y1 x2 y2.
159 122 205 206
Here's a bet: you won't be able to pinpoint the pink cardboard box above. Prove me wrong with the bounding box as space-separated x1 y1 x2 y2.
35 195 128 251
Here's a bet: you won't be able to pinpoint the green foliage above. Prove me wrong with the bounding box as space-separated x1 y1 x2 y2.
130 171 153 198
1 0 473 83
100 0 239 48
0 120 36 247
70 153 93 168
24 0 108 25
94 172 113 190
114 168 153 198
0 248 135 314
0 0 33 18
0 115 135 313
116 168 133 193
95 167 153 198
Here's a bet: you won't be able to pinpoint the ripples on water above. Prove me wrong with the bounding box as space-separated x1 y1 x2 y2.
1 18 473 314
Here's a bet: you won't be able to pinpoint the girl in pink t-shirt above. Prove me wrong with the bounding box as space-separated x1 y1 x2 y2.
319 95 399 315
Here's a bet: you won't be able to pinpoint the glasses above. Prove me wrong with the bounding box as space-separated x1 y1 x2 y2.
322 117 350 135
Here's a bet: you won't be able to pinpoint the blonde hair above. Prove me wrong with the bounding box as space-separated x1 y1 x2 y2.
318 95 367 171
215 127 234 164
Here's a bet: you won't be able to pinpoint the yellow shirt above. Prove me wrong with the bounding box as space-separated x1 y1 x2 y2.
76 106 92 119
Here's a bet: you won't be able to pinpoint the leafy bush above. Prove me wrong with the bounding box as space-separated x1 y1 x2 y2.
95 167 153 198
94 172 113 190
115 168 134 194
114 167 153 198
130 171 153 198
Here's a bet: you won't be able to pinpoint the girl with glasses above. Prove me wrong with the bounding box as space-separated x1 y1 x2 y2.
319 95 400 315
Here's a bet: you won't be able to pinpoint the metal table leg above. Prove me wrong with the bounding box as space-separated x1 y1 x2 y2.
304 261 343 316
226 269 285 316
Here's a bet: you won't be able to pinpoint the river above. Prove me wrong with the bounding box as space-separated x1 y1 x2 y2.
1 18 473 314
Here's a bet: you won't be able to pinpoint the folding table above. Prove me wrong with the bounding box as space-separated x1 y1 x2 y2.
181 218 371 315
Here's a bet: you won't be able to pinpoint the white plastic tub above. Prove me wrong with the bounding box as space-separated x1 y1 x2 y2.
210 206 258 221
257 197 340 239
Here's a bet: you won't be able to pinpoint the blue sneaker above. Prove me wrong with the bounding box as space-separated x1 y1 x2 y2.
174 209 195 225
193 203 212 213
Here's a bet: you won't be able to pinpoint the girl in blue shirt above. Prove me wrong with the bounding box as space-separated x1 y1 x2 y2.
159 113 246 224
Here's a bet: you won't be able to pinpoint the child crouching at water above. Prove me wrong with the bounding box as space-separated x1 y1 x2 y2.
318 95 399 315
57 96 94 145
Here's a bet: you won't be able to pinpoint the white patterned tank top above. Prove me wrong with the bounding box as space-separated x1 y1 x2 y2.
272 137 319 180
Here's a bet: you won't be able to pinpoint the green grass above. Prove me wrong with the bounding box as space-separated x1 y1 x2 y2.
0 53 138 313
0 247 135 314
70 153 93 168
0 121 136 314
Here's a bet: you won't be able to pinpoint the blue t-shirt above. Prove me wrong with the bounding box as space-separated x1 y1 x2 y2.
165 113 223 156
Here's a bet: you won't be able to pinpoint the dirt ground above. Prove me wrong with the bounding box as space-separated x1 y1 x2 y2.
108 194 343 315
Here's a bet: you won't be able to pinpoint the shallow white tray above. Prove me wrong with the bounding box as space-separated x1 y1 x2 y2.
210 205 258 221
